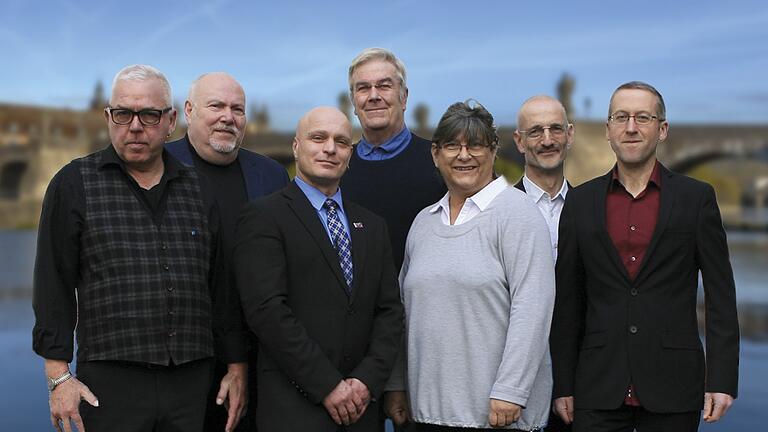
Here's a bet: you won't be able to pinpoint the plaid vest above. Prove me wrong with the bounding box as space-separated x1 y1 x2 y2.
76 151 214 365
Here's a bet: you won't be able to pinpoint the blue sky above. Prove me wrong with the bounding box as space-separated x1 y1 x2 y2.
2 0 767 130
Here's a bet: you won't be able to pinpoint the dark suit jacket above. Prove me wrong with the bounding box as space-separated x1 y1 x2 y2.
233 181 404 431
165 135 289 200
550 163 739 413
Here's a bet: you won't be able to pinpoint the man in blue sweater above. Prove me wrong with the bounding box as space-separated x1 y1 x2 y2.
340 48 445 273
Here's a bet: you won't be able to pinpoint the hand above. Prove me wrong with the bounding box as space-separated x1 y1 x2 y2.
345 378 371 423
703 392 734 423
384 391 410 426
216 362 248 432
322 380 357 426
49 377 99 432
488 398 522 428
553 396 574 425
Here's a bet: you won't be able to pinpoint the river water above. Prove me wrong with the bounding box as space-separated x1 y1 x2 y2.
1 229 766 431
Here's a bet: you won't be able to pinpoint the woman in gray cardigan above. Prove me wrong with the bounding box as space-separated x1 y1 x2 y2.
384 100 556 431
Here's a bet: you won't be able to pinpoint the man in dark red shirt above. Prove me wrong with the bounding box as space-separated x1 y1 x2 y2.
550 81 739 432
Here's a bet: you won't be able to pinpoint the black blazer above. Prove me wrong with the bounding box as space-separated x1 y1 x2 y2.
165 135 289 201
233 181 403 431
550 163 739 413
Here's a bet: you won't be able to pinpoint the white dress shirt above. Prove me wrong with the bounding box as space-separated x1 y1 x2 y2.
522 175 568 260
429 176 509 226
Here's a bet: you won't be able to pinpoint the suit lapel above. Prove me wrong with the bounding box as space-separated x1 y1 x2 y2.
345 202 368 304
283 183 349 298
634 165 676 286
594 172 632 283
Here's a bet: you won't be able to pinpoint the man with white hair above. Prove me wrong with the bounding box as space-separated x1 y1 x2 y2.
33 65 241 432
166 72 288 432
340 48 445 272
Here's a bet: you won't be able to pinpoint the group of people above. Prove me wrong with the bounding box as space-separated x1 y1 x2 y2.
32 47 739 432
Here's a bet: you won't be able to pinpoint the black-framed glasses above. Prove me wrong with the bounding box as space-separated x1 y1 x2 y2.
437 141 496 156
105 107 172 126
608 112 662 125
519 124 567 139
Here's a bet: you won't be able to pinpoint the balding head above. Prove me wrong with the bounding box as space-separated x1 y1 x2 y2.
513 94 574 182
188 72 244 104
296 106 351 137
184 72 246 165
293 107 353 196
517 95 568 128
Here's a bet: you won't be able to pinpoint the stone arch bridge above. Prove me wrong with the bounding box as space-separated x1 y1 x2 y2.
1 104 767 228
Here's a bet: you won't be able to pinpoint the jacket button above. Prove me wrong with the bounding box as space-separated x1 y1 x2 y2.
167 285 174 292
629 325 638 334
630 288 638 296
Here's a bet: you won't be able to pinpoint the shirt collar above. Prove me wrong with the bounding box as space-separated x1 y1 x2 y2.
522 175 568 203
610 159 662 190
429 176 508 214
357 126 411 156
294 176 344 212
98 144 183 180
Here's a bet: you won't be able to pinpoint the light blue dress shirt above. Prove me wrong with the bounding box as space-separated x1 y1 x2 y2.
355 125 412 161
294 177 351 243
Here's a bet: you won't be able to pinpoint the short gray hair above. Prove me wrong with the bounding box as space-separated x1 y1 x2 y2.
609 81 666 121
111 64 173 107
348 48 407 101
433 99 498 149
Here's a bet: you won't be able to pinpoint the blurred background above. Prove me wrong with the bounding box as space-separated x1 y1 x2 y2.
1 0 766 430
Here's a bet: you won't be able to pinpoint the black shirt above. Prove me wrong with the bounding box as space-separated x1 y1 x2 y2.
187 142 248 247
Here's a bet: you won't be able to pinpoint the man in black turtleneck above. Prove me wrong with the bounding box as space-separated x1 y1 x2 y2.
166 72 288 432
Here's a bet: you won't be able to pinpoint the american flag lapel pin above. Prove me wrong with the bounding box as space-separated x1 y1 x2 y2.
353 222 364 229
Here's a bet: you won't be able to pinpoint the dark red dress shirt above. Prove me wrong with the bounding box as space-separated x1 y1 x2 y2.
605 161 661 406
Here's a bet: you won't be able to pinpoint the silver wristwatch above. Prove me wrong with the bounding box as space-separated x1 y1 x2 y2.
47 371 72 392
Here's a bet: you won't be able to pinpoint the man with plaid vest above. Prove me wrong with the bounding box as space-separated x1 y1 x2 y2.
33 65 244 432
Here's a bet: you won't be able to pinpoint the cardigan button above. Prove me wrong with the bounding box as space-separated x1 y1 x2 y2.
630 288 638 296
629 325 638 334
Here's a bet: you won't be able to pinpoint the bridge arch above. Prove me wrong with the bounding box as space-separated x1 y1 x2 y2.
0 161 28 200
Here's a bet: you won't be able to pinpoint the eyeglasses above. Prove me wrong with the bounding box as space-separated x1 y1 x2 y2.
608 112 662 125
105 107 172 126
437 141 496 156
519 124 567 139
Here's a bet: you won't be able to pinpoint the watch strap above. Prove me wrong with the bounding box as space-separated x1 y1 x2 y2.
48 371 72 392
